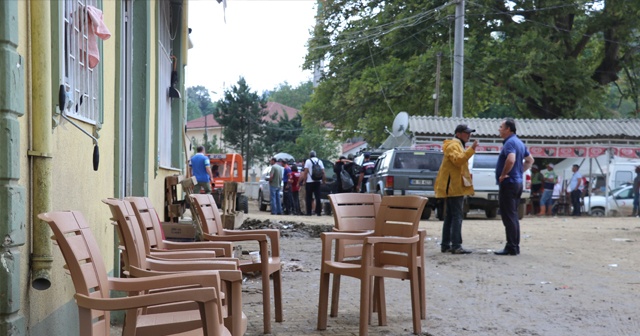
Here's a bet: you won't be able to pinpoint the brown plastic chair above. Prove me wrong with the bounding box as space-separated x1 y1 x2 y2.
103 198 247 335
190 193 283 334
328 193 427 319
37 210 230 336
318 195 427 336
125 196 233 257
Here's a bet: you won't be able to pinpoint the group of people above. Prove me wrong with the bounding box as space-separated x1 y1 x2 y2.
435 119 533 257
531 162 584 217
333 153 375 194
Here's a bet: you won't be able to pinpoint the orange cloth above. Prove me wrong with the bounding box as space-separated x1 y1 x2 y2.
86 5 111 69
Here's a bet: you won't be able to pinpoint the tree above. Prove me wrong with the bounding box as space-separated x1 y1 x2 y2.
187 86 216 120
267 81 314 109
214 77 268 180
304 0 640 144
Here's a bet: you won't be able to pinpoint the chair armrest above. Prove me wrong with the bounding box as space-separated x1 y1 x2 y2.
108 272 219 292
75 287 218 311
161 240 233 257
149 250 217 259
320 231 372 260
146 259 239 272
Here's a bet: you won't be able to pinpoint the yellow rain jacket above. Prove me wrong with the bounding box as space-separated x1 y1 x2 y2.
435 138 475 198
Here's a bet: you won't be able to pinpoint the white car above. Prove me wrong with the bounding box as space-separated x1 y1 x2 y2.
583 185 634 217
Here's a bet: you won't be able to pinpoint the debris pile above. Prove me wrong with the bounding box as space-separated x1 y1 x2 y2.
239 219 332 238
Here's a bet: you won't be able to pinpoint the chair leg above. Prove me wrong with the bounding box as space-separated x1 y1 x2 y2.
359 274 372 336
261 271 272 334
317 271 331 330
274 270 284 322
419 264 426 319
330 274 341 317
376 277 387 326
410 269 422 335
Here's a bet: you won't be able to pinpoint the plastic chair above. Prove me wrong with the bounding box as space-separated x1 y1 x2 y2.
318 195 427 336
37 210 230 336
328 193 427 319
125 196 233 257
190 193 283 334
103 198 246 336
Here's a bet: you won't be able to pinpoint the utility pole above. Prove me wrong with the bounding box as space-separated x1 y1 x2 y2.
434 51 442 116
452 0 465 118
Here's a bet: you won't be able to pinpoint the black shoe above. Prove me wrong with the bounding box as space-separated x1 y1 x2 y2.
441 246 451 253
451 248 472 254
494 249 517 256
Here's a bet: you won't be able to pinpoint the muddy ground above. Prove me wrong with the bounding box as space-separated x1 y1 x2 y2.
238 201 640 336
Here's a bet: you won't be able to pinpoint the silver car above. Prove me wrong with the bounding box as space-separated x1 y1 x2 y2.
257 166 284 212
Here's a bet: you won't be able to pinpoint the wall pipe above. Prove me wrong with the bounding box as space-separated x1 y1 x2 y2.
29 1 53 290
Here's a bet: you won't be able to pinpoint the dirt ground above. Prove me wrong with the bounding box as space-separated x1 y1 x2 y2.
238 200 640 336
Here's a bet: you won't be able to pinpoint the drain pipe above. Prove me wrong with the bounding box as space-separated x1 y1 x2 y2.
29 1 53 290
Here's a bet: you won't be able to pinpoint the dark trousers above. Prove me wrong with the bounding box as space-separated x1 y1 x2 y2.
499 182 523 253
571 189 582 216
305 182 322 216
292 191 301 214
283 186 293 214
441 196 464 250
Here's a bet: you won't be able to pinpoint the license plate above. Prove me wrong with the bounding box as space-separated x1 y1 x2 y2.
488 193 499 200
410 179 433 186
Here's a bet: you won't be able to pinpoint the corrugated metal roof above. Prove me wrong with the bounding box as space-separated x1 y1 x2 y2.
409 117 640 140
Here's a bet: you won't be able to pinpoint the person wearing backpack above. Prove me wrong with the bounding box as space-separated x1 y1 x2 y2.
300 150 325 216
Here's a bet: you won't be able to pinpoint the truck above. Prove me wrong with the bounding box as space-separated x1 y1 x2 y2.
207 153 249 214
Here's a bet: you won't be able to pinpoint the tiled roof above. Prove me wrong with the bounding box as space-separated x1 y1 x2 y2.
186 101 299 130
342 140 366 153
409 116 640 140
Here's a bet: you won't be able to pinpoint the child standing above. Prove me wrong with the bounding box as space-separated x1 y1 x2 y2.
290 164 302 215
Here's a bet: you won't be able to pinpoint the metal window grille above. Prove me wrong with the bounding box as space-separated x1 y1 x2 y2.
63 0 100 124
158 1 174 167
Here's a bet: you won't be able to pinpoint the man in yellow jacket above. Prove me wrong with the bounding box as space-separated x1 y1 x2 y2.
435 124 478 254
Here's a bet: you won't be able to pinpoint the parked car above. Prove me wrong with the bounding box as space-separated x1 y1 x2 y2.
258 159 336 212
466 152 531 219
367 148 444 220
583 184 634 217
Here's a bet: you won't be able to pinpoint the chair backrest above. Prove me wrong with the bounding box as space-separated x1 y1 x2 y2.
37 211 112 336
103 198 150 271
373 196 427 267
329 193 381 232
189 194 225 236
125 196 166 250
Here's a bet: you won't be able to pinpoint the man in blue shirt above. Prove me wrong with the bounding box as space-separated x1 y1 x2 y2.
495 118 534 256
189 146 214 195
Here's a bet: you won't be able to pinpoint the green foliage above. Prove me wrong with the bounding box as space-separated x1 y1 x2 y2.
190 134 221 155
267 81 314 109
214 77 268 170
304 0 640 143
187 86 217 120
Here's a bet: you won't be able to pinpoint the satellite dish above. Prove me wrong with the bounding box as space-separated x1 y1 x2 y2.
391 111 409 137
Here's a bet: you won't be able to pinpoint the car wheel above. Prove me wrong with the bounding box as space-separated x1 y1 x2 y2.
237 195 249 214
258 192 267 212
591 208 605 217
485 207 497 219
421 207 431 220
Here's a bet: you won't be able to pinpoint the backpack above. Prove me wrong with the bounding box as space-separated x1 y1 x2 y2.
310 158 323 181
340 166 354 190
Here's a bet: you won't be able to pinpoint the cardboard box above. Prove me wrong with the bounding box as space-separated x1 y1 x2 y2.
161 221 196 240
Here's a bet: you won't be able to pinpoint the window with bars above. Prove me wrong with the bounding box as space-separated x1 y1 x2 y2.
158 1 177 167
62 0 101 124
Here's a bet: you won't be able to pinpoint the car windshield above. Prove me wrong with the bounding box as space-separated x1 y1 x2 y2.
392 152 442 171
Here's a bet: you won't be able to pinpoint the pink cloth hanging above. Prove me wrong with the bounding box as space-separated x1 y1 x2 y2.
86 5 111 69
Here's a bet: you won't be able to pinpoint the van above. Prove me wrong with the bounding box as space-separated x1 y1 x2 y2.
467 152 531 219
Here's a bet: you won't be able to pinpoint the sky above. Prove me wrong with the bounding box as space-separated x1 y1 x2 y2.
186 0 318 101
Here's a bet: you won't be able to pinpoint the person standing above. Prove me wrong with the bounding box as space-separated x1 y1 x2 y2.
435 124 478 254
334 156 354 193
632 166 640 217
495 118 534 256
300 150 325 216
530 164 543 215
281 159 293 215
357 153 375 193
189 146 214 195
538 163 557 216
269 157 284 215
290 164 302 215
567 164 583 216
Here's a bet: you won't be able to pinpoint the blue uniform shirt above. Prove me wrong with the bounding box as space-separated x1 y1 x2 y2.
496 134 530 185
190 153 211 183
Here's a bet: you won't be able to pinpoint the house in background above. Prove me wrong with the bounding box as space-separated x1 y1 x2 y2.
0 1 199 335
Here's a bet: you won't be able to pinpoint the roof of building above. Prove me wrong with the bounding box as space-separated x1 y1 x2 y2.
409 116 640 140
186 101 299 130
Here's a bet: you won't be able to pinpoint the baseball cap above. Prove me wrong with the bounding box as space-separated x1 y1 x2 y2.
455 124 475 134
